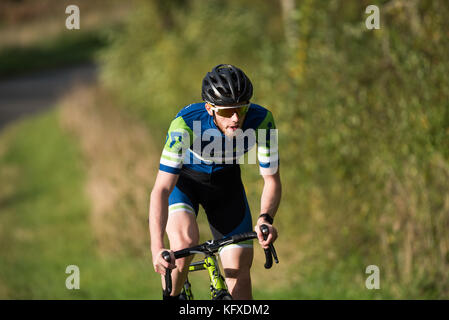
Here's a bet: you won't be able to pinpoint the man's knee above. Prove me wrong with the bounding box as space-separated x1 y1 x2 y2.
223 264 252 300
223 265 251 280
221 247 253 280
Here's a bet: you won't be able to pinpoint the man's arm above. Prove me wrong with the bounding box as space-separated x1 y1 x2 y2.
149 170 179 274
150 112 192 274
255 169 282 248
260 169 282 218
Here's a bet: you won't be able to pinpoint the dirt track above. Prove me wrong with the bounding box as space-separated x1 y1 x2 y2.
0 63 97 130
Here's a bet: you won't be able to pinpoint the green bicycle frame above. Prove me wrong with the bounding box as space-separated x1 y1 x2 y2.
184 254 229 299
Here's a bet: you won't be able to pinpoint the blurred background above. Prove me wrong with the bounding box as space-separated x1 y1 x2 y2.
0 0 448 299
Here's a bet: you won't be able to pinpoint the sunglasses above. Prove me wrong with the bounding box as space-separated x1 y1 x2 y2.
209 103 250 118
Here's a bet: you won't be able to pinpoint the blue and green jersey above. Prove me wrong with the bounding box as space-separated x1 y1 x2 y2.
159 102 279 175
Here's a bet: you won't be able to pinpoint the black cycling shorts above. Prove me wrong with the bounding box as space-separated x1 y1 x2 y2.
168 165 253 242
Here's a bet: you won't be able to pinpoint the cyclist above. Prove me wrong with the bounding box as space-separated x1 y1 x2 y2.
149 64 282 300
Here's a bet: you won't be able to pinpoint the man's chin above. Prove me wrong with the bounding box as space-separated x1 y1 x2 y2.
225 127 242 137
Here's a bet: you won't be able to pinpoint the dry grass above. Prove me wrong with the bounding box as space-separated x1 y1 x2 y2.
379 157 449 293
59 84 159 257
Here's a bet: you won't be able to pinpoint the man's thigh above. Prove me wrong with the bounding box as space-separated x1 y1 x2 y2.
167 180 200 249
166 210 199 250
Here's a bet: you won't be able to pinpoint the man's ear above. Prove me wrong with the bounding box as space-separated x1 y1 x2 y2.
205 103 214 116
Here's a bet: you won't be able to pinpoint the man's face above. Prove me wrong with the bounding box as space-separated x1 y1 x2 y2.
205 102 249 137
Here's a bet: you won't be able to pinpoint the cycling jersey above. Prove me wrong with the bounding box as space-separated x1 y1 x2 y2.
159 102 279 242
159 102 279 176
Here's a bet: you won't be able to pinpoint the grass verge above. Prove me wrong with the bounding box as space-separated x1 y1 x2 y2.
0 109 160 299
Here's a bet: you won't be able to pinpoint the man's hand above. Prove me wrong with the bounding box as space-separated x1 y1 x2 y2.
255 216 278 249
152 248 176 276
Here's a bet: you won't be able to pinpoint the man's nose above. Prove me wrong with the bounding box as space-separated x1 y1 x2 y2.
231 112 239 122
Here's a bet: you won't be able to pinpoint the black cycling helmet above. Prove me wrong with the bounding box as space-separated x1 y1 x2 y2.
201 64 253 106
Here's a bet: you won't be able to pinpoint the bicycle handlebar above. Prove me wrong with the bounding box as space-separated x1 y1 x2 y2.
161 224 279 296
230 231 258 244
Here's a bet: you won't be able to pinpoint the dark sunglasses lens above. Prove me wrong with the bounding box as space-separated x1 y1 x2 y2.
217 106 249 118
217 108 236 117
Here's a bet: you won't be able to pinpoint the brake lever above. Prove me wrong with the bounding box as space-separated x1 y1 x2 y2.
161 251 172 296
260 224 277 269
269 243 279 264
260 224 279 267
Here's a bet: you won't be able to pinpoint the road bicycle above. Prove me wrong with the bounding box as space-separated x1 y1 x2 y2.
162 224 279 300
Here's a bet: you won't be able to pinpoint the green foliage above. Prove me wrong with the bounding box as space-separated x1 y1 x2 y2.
100 0 449 298
100 0 281 138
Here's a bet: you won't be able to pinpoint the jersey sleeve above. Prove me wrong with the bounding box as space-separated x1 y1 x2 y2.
256 111 279 175
159 116 193 174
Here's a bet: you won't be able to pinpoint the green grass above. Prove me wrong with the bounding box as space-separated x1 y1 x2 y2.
0 110 162 299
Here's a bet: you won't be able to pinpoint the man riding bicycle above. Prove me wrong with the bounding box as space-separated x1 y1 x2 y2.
149 64 282 300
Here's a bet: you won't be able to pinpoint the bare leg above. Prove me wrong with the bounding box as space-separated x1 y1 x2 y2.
220 246 254 300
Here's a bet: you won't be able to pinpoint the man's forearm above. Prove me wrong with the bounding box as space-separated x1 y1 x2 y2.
149 189 170 251
260 174 282 220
